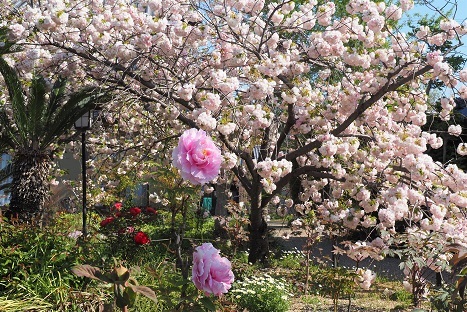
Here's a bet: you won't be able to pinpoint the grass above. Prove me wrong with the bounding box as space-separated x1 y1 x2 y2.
0 211 454 311
0 295 53 312
290 279 422 311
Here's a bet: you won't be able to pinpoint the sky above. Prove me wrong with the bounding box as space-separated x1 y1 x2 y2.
403 0 467 56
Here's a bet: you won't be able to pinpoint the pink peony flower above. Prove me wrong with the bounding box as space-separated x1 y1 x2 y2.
172 128 221 185
192 243 234 296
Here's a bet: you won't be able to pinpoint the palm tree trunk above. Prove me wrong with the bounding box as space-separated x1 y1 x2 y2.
8 151 51 224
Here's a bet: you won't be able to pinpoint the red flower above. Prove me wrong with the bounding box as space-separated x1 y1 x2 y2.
113 202 123 211
129 207 142 217
115 212 123 218
134 231 150 245
100 216 115 227
144 207 158 215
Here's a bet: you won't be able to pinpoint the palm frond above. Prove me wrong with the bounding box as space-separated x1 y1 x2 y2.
41 88 111 148
27 75 48 147
0 57 23 146
47 76 67 119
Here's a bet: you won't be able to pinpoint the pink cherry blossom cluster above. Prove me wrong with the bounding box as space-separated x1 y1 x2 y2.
256 158 292 193
355 268 376 290
3 0 467 278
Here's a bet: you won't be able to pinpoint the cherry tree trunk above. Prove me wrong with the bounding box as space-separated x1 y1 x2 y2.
247 190 269 263
214 183 229 216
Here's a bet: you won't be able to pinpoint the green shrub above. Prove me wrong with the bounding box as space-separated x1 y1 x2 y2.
389 289 413 303
308 266 357 312
230 273 291 312
0 220 88 309
272 248 304 269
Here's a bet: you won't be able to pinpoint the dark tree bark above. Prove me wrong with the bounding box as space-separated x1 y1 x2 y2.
7 151 51 224
214 183 229 217
289 159 303 215
247 185 269 264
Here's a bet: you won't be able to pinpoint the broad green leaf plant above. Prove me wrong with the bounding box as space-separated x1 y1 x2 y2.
72 262 157 312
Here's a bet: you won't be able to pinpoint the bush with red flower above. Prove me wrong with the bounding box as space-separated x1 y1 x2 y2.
144 207 158 215
100 216 115 227
129 207 142 217
96 202 160 259
112 202 123 211
133 231 150 245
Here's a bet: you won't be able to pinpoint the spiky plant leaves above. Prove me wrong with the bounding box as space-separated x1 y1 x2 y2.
0 54 111 222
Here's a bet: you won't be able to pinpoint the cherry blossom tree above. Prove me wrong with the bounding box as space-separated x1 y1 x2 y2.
2 0 467 265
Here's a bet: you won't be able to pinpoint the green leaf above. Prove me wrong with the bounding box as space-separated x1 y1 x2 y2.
0 57 24 146
71 265 113 283
125 285 138 308
115 284 130 309
110 265 131 283
28 75 48 144
127 284 157 302
199 296 216 311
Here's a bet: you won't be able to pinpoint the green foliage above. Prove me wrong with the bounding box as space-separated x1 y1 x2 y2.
272 248 304 270
230 274 291 312
389 289 413 303
0 220 87 309
0 62 110 152
145 259 219 312
72 262 157 310
308 266 357 310
430 284 467 312
96 204 164 262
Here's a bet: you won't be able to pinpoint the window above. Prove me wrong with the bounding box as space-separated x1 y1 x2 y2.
0 154 11 206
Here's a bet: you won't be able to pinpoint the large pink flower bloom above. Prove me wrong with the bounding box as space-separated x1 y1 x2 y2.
172 128 221 185
192 243 234 296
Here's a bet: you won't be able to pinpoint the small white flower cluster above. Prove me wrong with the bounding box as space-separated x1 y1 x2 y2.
230 273 292 300
279 248 304 260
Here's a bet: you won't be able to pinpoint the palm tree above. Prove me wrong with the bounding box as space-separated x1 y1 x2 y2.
0 56 110 223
